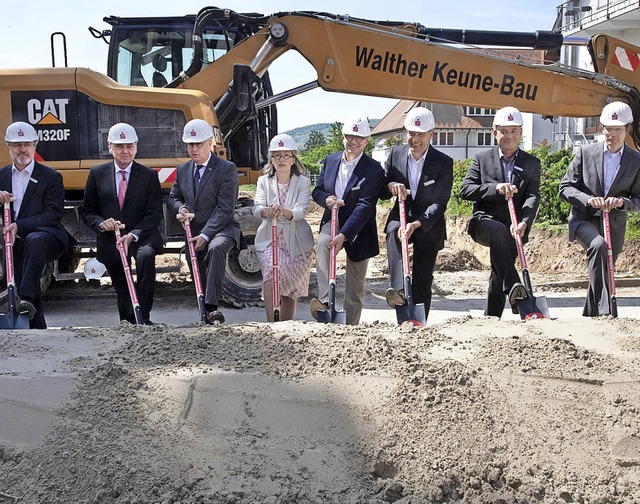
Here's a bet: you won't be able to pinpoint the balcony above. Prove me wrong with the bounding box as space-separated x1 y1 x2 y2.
557 0 640 36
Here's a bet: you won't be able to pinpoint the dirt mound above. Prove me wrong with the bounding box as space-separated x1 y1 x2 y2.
2 318 640 503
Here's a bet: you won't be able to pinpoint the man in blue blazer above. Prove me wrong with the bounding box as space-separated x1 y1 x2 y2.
311 116 384 325
82 123 163 325
460 107 541 318
168 119 242 324
0 122 69 328
560 101 640 316
381 107 454 320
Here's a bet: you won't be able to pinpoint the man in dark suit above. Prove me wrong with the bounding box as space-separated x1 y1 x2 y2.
381 107 453 320
81 123 163 325
0 121 69 329
560 101 640 316
168 119 242 324
310 116 384 325
460 107 541 318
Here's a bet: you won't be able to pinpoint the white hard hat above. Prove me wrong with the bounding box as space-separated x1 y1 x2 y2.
182 119 213 143
269 133 297 152
5 121 38 143
493 106 523 127
600 101 633 126
404 107 435 133
108 123 138 144
83 258 107 280
341 116 371 137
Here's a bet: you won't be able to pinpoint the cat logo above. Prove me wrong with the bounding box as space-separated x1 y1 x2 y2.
27 98 70 125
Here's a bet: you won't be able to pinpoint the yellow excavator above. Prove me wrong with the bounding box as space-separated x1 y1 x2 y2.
1 7 640 305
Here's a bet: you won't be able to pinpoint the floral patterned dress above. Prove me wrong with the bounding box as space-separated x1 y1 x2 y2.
256 182 313 298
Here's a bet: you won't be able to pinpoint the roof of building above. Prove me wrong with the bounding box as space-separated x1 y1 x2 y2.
372 100 493 135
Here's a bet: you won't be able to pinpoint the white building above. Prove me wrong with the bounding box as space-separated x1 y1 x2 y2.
371 100 553 164
554 0 640 146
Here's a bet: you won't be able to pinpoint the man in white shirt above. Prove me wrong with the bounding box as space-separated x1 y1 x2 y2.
310 116 384 325
0 122 69 328
380 107 453 321
560 101 640 316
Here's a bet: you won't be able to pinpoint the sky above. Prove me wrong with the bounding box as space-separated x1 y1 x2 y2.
0 0 563 132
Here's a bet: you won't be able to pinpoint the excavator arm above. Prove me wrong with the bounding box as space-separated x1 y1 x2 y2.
180 12 640 145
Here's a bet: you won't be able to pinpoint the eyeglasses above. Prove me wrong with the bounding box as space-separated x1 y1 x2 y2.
344 135 366 143
7 142 36 149
271 153 294 160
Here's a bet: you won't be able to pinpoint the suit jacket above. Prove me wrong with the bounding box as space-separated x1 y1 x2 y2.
460 147 541 243
252 172 314 258
559 142 640 255
312 151 384 262
81 160 163 266
0 161 68 247
380 144 453 251
167 155 241 248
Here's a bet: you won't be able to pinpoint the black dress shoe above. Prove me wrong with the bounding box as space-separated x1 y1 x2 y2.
508 283 528 308
385 288 406 308
206 310 225 324
18 299 37 320
309 298 328 320
143 319 155 326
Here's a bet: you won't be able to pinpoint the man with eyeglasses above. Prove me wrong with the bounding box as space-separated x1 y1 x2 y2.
560 101 640 316
310 116 384 325
0 121 69 328
168 119 242 324
81 123 163 325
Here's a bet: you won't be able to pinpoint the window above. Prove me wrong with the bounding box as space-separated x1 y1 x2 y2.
477 131 495 146
432 130 454 146
466 107 496 116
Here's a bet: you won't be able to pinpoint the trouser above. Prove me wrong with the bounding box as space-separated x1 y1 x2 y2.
468 218 520 318
12 231 66 329
107 241 158 322
574 217 620 317
386 221 439 319
315 222 368 325
188 234 235 308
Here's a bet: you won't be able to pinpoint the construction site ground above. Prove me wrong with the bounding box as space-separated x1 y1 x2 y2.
2 209 640 503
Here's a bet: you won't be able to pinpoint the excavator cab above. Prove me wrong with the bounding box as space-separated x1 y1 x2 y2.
103 15 239 88
97 11 276 177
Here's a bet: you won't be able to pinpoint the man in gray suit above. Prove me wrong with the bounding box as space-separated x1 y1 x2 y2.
460 106 541 318
168 119 242 324
559 101 640 316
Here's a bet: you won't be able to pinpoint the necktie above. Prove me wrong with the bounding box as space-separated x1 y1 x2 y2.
193 165 202 191
118 170 127 209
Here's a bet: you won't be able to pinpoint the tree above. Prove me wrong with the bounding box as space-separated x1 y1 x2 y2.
303 129 326 152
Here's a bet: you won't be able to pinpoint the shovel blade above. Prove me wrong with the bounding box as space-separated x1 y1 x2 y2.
516 294 550 320
0 311 30 329
317 307 347 324
395 302 427 327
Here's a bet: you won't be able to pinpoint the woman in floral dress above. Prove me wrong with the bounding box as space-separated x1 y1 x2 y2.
253 134 314 321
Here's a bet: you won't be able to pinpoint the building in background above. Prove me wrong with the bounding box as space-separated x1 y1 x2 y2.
554 0 640 147
371 100 553 164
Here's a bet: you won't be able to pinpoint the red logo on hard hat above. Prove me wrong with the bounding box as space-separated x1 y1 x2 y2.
190 129 197 137
120 132 126 139
278 140 284 147
17 129 24 137
415 119 421 126
612 112 619 120
508 114 514 121
352 125 359 132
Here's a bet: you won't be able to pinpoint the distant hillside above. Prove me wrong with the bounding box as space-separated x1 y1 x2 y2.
285 119 381 149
